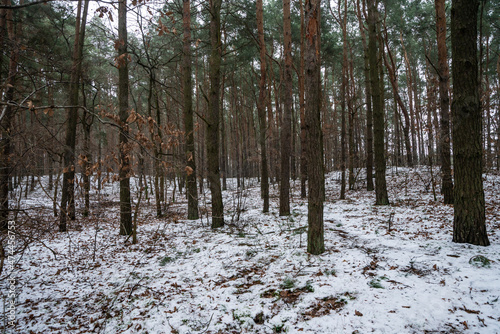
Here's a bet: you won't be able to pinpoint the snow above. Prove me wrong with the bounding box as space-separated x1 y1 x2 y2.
2 167 500 333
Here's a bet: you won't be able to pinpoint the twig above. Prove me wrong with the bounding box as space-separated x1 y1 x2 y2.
200 313 214 334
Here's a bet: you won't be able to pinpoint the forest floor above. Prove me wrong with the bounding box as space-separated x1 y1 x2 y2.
2 167 500 334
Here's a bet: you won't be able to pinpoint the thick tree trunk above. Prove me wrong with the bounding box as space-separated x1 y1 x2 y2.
451 0 489 246
183 0 199 220
60 0 89 231
118 0 132 235
305 0 324 255
208 0 224 228
367 0 389 205
435 0 454 204
280 0 292 216
256 0 269 213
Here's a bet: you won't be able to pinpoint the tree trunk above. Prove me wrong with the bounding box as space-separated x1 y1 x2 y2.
118 0 132 235
339 0 347 199
82 114 92 217
450 0 489 246
484 39 491 170
415 84 425 163
348 54 356 191
0 0 17 229
305 0 324 255
425 63 435 162
148 76 162 217
154 83 165 211
367 0 389 205
183 0 199 220
220 65 227 191
299 0 307 198
280 0 292 216
207 0 224 228
356 0 374 191
382 28 413 167
411 71 419 164
435 0 454 204
496 57 500 170
256 0 269 213
399 32 416 168
59 0 89 231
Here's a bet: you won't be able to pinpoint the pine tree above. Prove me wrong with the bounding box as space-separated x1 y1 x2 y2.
280 0 292 216
207 0 224 228
305 0 324 255
367 0 389 205
435 0 454 205
451 0 489 246
118 0 132 235
183 0 199 220
256 0 269 213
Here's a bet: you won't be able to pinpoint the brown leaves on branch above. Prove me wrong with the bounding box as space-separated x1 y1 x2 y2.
126 111 137 124
114 53 131 69
96 6 113 22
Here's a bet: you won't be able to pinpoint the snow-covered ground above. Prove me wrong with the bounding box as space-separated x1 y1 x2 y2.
2 168 500 333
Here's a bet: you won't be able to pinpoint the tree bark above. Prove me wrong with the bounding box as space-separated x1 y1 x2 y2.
0 0 17 229
147 75 162 217
183 0 199 220
435 0 454 204
357 0 374 191
367 0 389 205
256 0 269 213
59 0 89 231
339 0 347 199
299 0 307 198
451 0 489 246
81 103 92 218
382 27 413 167
305 0 324 255
496 57 500 170
208 0 224 228
280 0 292 216
118 0 132 235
